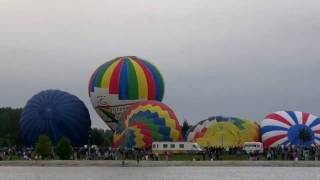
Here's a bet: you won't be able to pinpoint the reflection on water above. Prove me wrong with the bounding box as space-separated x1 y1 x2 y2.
0 166 319 180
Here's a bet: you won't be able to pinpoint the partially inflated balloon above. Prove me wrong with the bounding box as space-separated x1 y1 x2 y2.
113 101 182 149
20 90 91 146
261 111 320 147
186 116 260 147
89 56 165 131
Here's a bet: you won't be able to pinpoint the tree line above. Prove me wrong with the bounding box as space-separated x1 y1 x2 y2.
0 107 114 147
0 107 193 147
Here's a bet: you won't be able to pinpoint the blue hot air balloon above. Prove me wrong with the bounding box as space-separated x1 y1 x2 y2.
20 90 91 146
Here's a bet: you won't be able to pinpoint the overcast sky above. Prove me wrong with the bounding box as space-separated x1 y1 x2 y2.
1 0 319 128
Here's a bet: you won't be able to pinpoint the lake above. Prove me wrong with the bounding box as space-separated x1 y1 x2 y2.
0 166 319 180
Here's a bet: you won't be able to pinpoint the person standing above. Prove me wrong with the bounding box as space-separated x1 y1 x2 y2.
164 151 169 161
136 150 140 165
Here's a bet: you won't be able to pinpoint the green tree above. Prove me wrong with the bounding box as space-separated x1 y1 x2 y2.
0 107 23 146
90 128 113 147
35 134 52 159
55 137 72 160
181 120 192 140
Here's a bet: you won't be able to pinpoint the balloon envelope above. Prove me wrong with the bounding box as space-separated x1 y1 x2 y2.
113 101 182 149
261 111 320 147
187 116 260 147
20 90 91 146
88 56 165 131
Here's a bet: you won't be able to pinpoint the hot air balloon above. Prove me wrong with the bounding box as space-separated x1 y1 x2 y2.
186 116 260 148
261 111 320 147
20 90 91 146
113 101 182 149
88 56 165 132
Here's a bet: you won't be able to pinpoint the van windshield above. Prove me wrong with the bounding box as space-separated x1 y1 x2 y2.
245 144 260 147
193 144 201 149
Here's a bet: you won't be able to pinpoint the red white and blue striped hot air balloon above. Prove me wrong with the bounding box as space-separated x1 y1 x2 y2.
88 56 165 132
261 111 320 147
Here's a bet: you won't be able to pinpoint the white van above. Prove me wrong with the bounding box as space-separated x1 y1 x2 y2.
243 142 264 154
152 142 203 154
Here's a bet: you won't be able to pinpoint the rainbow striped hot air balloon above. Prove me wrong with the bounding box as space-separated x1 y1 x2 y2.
261 111 320 147
113 101 182 149
88 56 165 131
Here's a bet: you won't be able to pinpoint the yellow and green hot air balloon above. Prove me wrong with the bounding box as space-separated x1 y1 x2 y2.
187 116 260 148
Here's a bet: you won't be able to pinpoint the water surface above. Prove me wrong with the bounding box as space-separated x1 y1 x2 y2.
0 166 319 180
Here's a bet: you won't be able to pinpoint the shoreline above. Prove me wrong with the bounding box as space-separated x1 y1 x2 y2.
0 160 319 167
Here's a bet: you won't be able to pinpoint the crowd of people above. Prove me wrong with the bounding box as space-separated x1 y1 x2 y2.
76 147 159 161
264 145 320 161
0 146 158 161
0 146 34 161
0 145 320 161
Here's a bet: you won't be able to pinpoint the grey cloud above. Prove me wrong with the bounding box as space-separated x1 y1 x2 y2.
0 0 319 128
